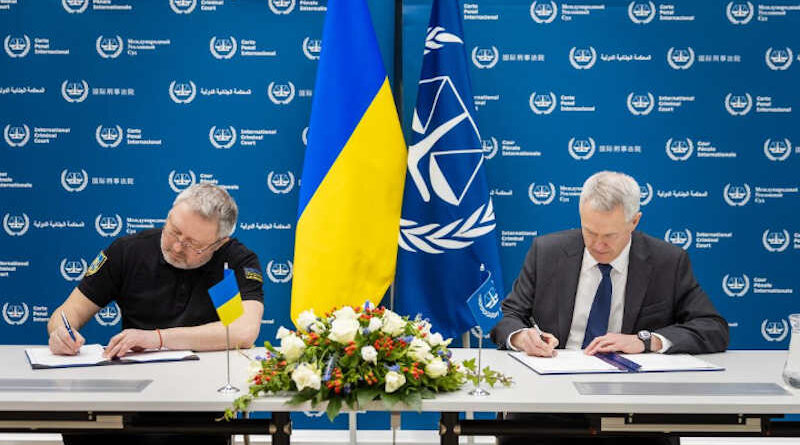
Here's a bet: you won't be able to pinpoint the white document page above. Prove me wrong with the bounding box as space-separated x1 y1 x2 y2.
510 350 621 374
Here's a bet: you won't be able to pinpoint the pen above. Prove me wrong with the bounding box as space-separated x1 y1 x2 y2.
60 311 77 342
528 315 547 342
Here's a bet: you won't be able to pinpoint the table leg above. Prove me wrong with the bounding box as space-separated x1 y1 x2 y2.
271 412 291 445
440 412 459 445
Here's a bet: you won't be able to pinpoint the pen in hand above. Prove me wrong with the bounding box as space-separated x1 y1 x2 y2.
61 311 77 342
529 317 557 357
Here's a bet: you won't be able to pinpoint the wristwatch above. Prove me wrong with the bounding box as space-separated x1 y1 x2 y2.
637 330 652 353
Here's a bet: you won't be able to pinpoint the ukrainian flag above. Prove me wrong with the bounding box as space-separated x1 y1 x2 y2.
209 269 244 326
291 0 407 323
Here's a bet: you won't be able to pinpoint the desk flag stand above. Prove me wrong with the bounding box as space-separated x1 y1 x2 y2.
468 325 490 397
210 262 241 394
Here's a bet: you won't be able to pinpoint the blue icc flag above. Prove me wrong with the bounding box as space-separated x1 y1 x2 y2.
395 0 504 339
466 268 502 335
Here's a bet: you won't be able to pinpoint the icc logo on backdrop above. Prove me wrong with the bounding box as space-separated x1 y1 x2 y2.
96 35 123 58
723 183 751 206
725 93 752 116
4 124 30 147
762 229 791 252
2 302 29 325
627 92 654 116
210 36 237 59
481 137 498 159
209 126 237 149
267 171 296 194
61 80 89 103
60 258 88 281
568 137 595 160
471 46 499 69
666 138 694 161
762 319 788 342
722 274 750 297
62 0 89 14
528 182 556 205
169 170 197 193
268 0 296 15
302 37 322 60
529 92 557 115
95 214 123 237
569 47 597 70
96 125 124 148
764 138 792 162
169 81 197 104
266 260 293 283
3 213 30 236
61 169 89 192
639 183 653 206
530 1 557 23
726 2 754 25
628 1 656 24
667 47 695 70
4 35 31 58
170 0 197 14
267 82 296 105
664 229 692 250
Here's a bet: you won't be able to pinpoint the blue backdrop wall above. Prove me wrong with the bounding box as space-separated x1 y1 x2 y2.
2 0 798 430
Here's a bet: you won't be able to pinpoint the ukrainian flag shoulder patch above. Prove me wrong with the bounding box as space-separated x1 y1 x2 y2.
244 267 263 283
86 251 107 277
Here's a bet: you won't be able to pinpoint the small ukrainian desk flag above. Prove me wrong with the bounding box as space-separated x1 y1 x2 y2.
290 0 407 322
209 269 243 326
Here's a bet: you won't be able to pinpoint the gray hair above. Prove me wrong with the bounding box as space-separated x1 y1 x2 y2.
172 183 238 238
579 171 641 221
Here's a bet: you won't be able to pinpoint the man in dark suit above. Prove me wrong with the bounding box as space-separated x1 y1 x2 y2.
490 171 728 445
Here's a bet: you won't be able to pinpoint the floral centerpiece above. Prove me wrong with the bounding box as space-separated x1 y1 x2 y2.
225 303 512 420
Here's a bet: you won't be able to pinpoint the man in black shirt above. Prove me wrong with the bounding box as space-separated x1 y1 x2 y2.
47 183 264 357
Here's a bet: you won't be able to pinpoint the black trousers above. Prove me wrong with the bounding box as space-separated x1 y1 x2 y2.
496 413 680 445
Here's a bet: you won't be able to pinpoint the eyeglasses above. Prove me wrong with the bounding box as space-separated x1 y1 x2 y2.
163 220 223 255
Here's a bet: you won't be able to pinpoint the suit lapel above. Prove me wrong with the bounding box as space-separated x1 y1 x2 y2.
556 232 584 343
622 232 652 333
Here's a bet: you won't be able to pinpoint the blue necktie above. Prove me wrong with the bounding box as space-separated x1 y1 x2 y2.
583 263 613 348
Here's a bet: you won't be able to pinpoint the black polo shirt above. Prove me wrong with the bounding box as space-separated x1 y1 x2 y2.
79 228 264 330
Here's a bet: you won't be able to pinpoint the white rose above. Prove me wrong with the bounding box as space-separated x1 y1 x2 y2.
367 316 383 333
280 333 306 363
247 360 263 380
360 345 378 364
291 363 321 391
296 309 318 332
328 318 360 344
381 310 406 336
425 358 448 378
384 370 406 393
276 326 291 340
426 332 444 346
408 337 432 362
333 306 357 321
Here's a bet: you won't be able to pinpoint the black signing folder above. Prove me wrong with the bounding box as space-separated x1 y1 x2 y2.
25 344 198 370
510 350 724 375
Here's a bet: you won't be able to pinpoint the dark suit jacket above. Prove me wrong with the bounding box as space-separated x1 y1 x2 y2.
490 229 729 354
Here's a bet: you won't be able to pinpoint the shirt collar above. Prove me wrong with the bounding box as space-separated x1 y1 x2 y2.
582 237 632 274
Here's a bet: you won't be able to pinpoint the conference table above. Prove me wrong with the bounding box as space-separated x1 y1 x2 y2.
1 346 799 444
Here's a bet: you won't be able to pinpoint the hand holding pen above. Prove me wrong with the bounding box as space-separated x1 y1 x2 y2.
509 318 559 357
47 311 85 356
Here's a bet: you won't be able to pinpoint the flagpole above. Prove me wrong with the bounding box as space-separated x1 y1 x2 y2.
218 262 239 393
468 326 488 397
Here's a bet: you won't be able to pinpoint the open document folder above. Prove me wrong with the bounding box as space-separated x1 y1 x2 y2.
510 350 724 375
25 344 198 370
